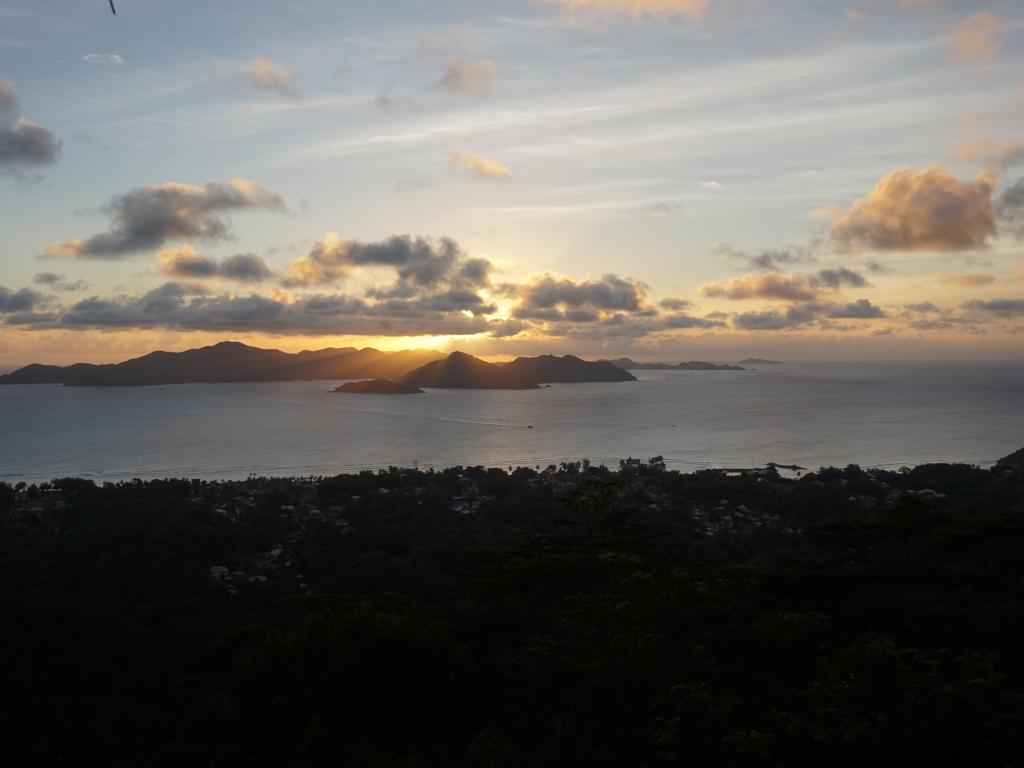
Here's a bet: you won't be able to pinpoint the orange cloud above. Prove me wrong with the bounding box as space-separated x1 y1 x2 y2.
451 151 511 180
952 140 1024 170
830 166 997 252
949 13 1007 65
246 58 300 98
539 0 711 22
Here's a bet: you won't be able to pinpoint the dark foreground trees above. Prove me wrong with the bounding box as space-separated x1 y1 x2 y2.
1 458 1022 766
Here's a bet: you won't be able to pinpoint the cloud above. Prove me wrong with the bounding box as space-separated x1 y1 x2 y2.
998 178 1024 238
0 286 48 313
159 246 274 283
714 242 816 272
934 272 995 287
247 58 300 98
203 58 300 99
538 0 711 23
961 298 1024 317
829 299 886 319
451 151 511 180
905 301 941 313
46 178 285 259
732 297 885 330
949 13 1007 65
437 56 496 97
952 140 1024 170
284 234 470 289
0 80 15 112
830 166 996 252
733 306 817 331
638 201 684 215
32 272 89 292
0 117 60 169
810 268 869 289
0 80 59 171
512 273 647 318
700 273 820 302
82 53 125 66
659 297 693 311
10 282 493 337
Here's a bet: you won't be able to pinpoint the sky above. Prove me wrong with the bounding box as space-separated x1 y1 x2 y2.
1 0 1022 366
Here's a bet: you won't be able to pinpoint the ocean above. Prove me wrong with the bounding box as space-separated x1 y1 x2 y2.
1 361 1022 482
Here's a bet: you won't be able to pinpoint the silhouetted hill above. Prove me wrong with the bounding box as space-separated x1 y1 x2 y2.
332 379 424 395
505 354 636 382
0 342 443 386
738 358 783 365
401 351 539 389
606 357 745 371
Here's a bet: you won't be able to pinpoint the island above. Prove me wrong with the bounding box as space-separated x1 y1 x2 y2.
401 351 539 389
503 354 636 383
1 343 643 388
0 341 444 387
399 351 637 389
332 379 424 395
737 358 783 365
605 357 746 371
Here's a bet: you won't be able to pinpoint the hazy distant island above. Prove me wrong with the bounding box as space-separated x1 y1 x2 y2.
3 448 1023 766
0 341 442 387
605 357 746 371
0 342 636 389
737 358 783 365
332 379 424 395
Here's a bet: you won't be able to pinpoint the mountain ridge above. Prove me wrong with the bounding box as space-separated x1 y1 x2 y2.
0 341 443 387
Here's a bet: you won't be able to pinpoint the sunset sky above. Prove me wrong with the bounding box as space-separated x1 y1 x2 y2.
1 0 1022 367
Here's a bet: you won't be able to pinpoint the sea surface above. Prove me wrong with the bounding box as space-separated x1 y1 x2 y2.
1 361 1022 482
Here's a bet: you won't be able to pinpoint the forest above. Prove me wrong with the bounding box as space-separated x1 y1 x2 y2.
2 450 1023 767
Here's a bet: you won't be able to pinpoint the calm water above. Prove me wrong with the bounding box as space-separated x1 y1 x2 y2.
1 361 1022 482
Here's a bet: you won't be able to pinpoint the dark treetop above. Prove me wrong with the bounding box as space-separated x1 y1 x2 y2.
2 448 1023 766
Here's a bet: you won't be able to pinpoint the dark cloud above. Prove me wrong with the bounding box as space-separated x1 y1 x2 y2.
714 242 816 272
962 298 1024 317
0 286 49 313
32 272 89 292
659 297 693 311
811 268 869 289
512 274 646 321
160 247 273 283
0 80 59 171
829 299 886 319
998 178 1024 238
733 298 884 330
285 235 463 288
733 306 816 331
46 179 285 259
0 117 60 169
12 282 492 337
905 301 941 313
701 273 820 302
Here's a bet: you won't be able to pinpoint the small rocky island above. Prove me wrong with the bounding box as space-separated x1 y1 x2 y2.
738 358 783 365
332 379 424 395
